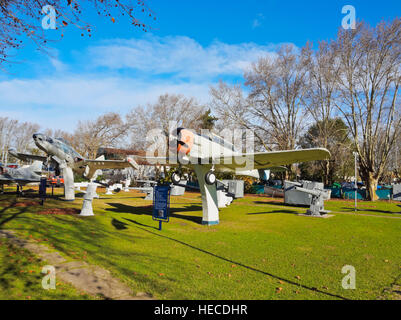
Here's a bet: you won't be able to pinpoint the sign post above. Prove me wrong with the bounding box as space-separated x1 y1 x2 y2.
39 177 47 205
152 185 171 231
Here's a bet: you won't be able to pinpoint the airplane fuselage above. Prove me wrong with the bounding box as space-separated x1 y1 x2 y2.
170 128 266 179
33 134 86 175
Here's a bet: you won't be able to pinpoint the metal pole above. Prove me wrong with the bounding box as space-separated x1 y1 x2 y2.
353 152 358 212
159 220 162 231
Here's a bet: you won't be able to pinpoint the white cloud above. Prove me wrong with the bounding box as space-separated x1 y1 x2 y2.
86 35 276 79
252 13 265 29
0 77 212 131
0 34 285 132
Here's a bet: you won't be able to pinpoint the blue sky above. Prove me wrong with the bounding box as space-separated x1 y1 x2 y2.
0 0 399 132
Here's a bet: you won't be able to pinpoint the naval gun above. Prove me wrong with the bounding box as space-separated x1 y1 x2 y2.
286 181 331 216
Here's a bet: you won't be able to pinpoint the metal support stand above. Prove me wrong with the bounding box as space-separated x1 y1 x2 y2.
194 165 219 225
353 152 359 212
124 179 131 192
62 166 75 201
144 187 154 200
80 183 97 216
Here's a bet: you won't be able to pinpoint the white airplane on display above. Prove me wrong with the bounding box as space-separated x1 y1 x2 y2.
9 134 138 200
133 128 331 225
0 161 43 194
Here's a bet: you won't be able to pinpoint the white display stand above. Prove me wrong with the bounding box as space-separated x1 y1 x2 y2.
62 166 75 201
124 179 131 192
193 165 219 225
217 189 234 208
80 183 97 216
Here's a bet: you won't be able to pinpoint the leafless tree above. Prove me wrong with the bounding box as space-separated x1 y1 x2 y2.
13 121 40 153
0 117 18 163
127 93 206 150
0 117 40 163
74 112 129 159
0 0 154 66
244 44 311 154
333 19 401 200
302 41 352 185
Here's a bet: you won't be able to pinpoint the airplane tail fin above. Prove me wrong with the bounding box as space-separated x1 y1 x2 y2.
258 167 287 182
8 148 19 159
258 169 271 182
30 161 43 175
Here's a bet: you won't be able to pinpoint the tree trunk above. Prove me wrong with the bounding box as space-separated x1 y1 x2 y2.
365 173 379 201
323 160 330 186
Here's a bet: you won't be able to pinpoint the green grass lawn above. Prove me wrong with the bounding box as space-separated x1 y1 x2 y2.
0 188 400 300
0 235 93 300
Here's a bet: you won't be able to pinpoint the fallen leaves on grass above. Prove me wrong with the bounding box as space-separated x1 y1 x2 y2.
37 208 80 215
12 202 38 207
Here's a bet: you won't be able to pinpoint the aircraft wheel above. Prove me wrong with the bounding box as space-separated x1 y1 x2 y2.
205 171 216 185
171 172 181 185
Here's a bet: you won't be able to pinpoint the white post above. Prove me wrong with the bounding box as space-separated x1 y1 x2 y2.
193 165 219 225
124 179 131 192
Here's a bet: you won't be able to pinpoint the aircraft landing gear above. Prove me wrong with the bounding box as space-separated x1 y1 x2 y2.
205 170 216 185
171 172 182 185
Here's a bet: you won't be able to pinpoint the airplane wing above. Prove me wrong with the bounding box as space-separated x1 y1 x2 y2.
131 149 330 171
83 158 139 170
129 156 183 167
8 149 47 162
82 158 139 179
215 148 331 171
0 176 39 185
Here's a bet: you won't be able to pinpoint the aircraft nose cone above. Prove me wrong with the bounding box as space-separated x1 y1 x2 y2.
33 133 44 142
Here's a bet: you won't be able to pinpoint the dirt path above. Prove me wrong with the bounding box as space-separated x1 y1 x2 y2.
0 230 153 300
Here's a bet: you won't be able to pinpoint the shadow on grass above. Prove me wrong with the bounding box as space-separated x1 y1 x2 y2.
0 201 29 228
111 218 129 230
253 200 309 208
106 203 203 225
0 240 43 292
0 201 176 297
339 207 401 215
122 218 349 300
247 209 300 215
123 218 158 230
